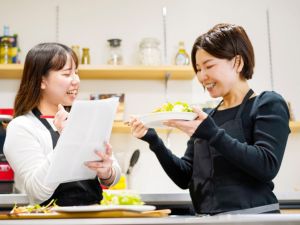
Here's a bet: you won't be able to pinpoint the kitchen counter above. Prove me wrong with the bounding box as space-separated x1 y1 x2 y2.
0 194 28 208
2 194 300 224
1 192 300 209
1 214 300 225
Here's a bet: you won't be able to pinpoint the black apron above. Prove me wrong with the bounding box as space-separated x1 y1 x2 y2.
32 108 102 206
189 89 279 215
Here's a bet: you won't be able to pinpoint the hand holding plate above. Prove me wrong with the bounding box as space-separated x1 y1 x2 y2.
164 107 208 136
129 117 148 138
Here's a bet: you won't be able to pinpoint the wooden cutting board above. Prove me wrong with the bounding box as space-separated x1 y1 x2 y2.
0 209 171 220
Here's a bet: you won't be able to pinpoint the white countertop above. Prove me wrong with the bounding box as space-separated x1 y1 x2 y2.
1 192 300 207
1 192 300 209
1 214 300 225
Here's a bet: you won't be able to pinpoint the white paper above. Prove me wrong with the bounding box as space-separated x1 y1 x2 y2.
45 97 119 184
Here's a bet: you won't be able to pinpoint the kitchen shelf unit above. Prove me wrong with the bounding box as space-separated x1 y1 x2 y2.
0 64 194 133
0 64 195 80
1 64 299 133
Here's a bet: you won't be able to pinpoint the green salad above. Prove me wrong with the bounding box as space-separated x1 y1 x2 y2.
101 191 144 205
153 101 193 113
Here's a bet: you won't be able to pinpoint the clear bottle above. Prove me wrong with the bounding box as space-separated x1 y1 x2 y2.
81 48 90 64
139 38 161 65
175 41 190 65
107 39 123 65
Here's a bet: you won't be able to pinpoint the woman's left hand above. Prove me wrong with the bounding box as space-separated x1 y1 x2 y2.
84 142 114 182
164 107 208 136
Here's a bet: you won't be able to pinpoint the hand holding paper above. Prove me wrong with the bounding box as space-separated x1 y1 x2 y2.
45 97 119 184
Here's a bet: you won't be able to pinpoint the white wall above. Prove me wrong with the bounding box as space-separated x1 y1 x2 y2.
0 0 299 197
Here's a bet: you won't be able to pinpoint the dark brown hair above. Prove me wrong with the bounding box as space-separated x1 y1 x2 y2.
14 43 78 117
191 23 255 80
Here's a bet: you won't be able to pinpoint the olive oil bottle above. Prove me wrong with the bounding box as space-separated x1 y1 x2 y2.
174 41 190 65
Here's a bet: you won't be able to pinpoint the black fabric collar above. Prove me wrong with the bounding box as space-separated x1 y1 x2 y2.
32 107 59 149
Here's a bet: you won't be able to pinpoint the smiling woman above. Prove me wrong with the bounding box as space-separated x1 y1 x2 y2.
3 43 121 206
129 23 290 215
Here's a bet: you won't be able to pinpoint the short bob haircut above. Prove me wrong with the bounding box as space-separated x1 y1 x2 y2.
191 23 255 80
14 43 78 117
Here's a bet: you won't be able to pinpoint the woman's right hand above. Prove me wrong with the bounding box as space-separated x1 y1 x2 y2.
129 117 148 138
53 104 69 133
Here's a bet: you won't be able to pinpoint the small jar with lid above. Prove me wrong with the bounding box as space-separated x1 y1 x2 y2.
139 38 161 66
107 39 123 65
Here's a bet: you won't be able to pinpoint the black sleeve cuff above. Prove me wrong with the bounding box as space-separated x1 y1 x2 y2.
141 128 159 143
192 116 219 140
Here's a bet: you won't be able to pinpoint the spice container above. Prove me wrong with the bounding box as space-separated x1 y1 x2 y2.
81 48 90 64
71 45 81 62
139 38 161 65
107 39 123 65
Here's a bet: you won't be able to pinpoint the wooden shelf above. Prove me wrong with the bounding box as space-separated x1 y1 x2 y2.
290 121 300 133
0 64 195 80
0 64 23 79
112 121 131 133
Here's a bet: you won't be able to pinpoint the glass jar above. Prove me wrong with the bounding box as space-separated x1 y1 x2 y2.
139 38 161 66
81 48 90 64
107 39 123 65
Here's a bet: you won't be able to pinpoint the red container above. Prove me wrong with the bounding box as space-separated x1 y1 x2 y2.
0 108 14 123
0 162 14 193
0 108 14 193
0 162 14 181
0 108 14 116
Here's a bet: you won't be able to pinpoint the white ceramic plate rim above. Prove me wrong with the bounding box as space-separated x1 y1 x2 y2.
51 205 156 212
138 112 197 127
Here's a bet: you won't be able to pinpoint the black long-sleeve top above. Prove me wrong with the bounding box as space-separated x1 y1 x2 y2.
141 91 290 190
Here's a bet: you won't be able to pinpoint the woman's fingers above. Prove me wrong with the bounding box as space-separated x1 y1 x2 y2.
129 117 148 138
192 107 208 121
85 149 113 179
104 142 112 157
53 104 69 133
85 158 112 169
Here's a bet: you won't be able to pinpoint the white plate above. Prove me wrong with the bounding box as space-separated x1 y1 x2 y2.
51 205 156 213
0 114 12 122
139 112 197 127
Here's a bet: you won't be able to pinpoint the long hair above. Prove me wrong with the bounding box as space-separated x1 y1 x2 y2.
191 23 255 80
14 43 78 117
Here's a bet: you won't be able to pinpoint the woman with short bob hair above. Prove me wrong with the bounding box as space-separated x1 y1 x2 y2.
130 23 290 215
